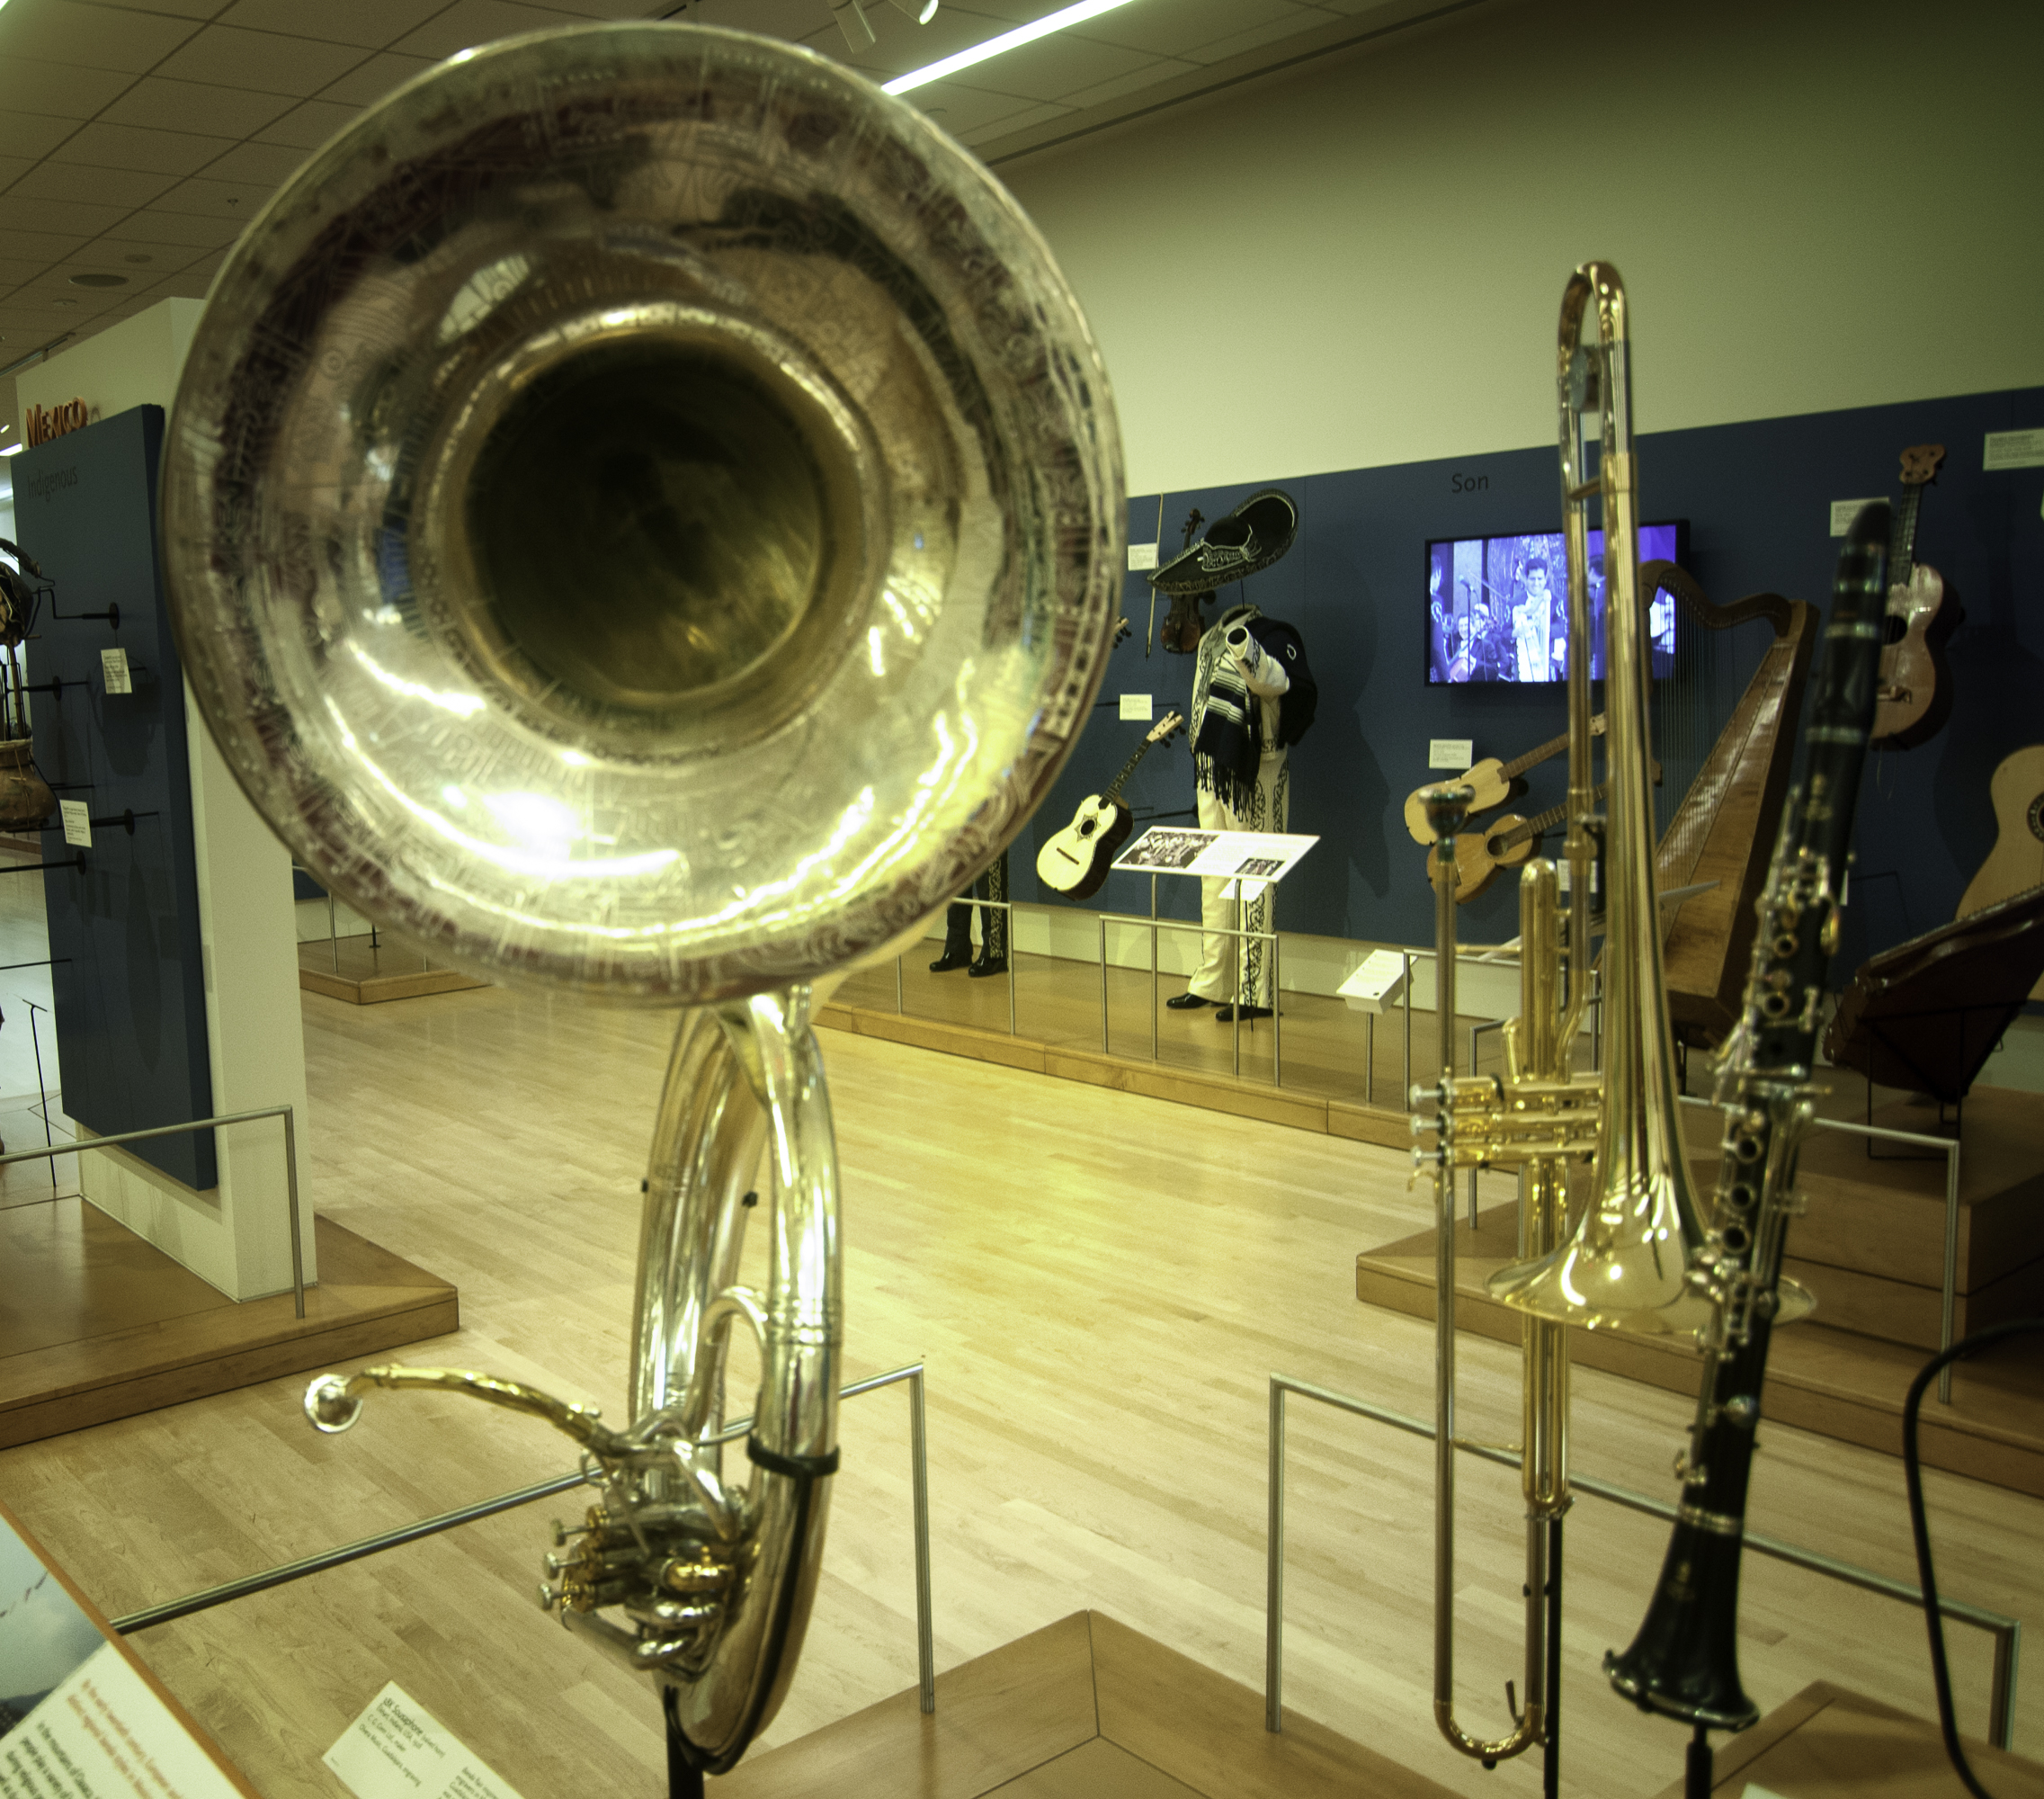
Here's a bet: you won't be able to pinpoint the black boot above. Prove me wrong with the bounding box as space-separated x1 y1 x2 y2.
931 902 973 972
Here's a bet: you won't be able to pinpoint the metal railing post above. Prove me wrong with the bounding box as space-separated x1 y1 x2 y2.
1264 1373 2022 1749
909 1366 935 1714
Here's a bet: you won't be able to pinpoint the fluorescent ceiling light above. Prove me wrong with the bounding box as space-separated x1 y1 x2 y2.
884 0 1138 95
0 444 22 457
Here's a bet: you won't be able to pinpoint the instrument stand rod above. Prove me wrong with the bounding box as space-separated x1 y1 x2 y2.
1545 1513 1563 1799
1686 1723 1712 1799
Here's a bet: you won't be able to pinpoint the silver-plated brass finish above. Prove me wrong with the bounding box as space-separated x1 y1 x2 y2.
162 23 1122 1004
179 21 1122 1779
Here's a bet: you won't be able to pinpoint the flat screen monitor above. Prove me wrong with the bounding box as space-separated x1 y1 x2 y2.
1425 522 1687 685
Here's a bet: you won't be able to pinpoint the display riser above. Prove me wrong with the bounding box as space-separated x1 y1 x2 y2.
1355 1203 2044 1499
1650 1680 2044 1797
0 1211 457 1447
720 1610 1461 1799
298 934 488 1006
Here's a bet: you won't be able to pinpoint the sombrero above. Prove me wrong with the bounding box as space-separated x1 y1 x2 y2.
1147 488 1298 595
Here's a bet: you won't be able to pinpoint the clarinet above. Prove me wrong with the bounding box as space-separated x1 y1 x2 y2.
1604 502 1890 1736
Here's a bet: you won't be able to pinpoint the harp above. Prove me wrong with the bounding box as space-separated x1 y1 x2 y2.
1646 563 1819 1049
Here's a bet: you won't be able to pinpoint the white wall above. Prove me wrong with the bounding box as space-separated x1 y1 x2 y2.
17 300 315 1301
1000 0 2044 495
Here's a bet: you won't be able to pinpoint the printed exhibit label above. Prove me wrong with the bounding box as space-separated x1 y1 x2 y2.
1984 428 2044 470
101 648 131 695
58 801 90 849
1829 497 1884 535
1428 739 1474 770
1125 541 1159 570
326 1685 523 1799
1118 693 1154 720
0 1644 245 1799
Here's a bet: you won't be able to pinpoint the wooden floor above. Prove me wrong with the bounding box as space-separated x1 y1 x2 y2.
0 976 2038 1799
0 1209 458 1446
725 1611 1464 1798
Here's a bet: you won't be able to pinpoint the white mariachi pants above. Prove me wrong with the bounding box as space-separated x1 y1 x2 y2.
1188 751 1290 1005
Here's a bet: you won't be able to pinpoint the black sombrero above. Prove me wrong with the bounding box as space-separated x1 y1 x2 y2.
1147 488 1298 595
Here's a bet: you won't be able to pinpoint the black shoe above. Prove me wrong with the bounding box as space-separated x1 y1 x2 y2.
1165 991 1215 1010
968 954 1008 979
1215 1004 1276 1023
930 947 972 972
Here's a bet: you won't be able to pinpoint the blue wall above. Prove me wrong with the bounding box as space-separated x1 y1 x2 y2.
15 405 217 1188
1013 383 2044 980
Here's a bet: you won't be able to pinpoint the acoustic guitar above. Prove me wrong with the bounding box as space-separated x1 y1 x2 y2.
1402 713 1606 846
1871 443 1963 748
1957 744 2044 1000
1036 710 1185 900
1446 761 1658 902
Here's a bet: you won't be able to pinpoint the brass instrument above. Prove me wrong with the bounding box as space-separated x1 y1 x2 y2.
160 23 1121 1780
1606 505 1889 1784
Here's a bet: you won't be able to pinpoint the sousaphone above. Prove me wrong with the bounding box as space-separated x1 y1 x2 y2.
159 23 1122 1780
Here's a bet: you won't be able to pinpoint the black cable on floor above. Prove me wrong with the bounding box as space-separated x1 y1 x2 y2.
1901 1316 2044 1799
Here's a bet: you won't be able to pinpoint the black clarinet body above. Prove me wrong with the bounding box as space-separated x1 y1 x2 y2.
1605 503 1891 1729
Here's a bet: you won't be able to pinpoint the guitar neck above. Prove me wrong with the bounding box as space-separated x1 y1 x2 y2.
1493 783 1611 852
1890 485 1924 577
1105 733 1165 801
1495 712 1606 782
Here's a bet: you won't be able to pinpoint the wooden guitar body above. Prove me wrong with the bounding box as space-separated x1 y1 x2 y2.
1452 812 1536 901
1402 759 1520 845
1872 561 1961 748
1958 744 2044 1000
1036 794 1133 900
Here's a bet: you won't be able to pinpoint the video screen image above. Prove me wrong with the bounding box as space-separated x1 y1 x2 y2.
1426 524 1681 685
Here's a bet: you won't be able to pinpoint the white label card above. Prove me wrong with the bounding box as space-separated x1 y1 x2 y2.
1125 541 1159 571
1118 693 1153 721
101 648 131 694
58 801 91 848
1429 738 1474 770
326 1684 523 1799
1337 948 1410 1013
0 1643 245 1799
1830 497 1884 536
1984 428 2044 470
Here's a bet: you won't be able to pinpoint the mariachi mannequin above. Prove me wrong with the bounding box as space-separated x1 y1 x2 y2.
1146 489 1307 1022
930 849 1008 977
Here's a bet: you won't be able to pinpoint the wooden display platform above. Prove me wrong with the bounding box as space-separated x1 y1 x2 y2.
1686 1086 2044 1349
299 934 486 1004
722 1610 1462 1799
1355 1202 2044 1497
1654 1680 2044 1798
0 1208 458 1446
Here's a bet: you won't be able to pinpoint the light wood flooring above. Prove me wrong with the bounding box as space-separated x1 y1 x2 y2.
0 976 2039 1799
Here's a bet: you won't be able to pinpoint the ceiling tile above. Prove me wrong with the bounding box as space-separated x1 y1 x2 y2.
150 174 278 219
937 32 1156 103
0 229 91 264
652 0 826 33
13 161 177 209
390 0 600 58
0 258 52 283
99 208 245 248
900 76 1054 137
826 5 1019 78
71 0 220 18
0 54 135 120
253 96 362 148
0 156 35 188
0 2 201 74
216 0 451 49
955 98 1066 145
527 0 656 13
151 24 370 95
1056 54 1197 111
197 139 313 185
1183 7 1343 64
101 76 296 134
66 238 210 273
0 194 130 237
1073 0 1317 57
0 110 84 159
317 51 439 106
52 121 238 177
932 0 1077 24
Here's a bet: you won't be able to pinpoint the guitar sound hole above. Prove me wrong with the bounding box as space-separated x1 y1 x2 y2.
1079 819 1095 837
1883 613 1907 646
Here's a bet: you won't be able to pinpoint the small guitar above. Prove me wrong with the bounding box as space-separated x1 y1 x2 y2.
1037 711 1185 900
1403 713 1607 846
1958 745 2044 999
1449 756 1659 900
1871 443 1963 748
